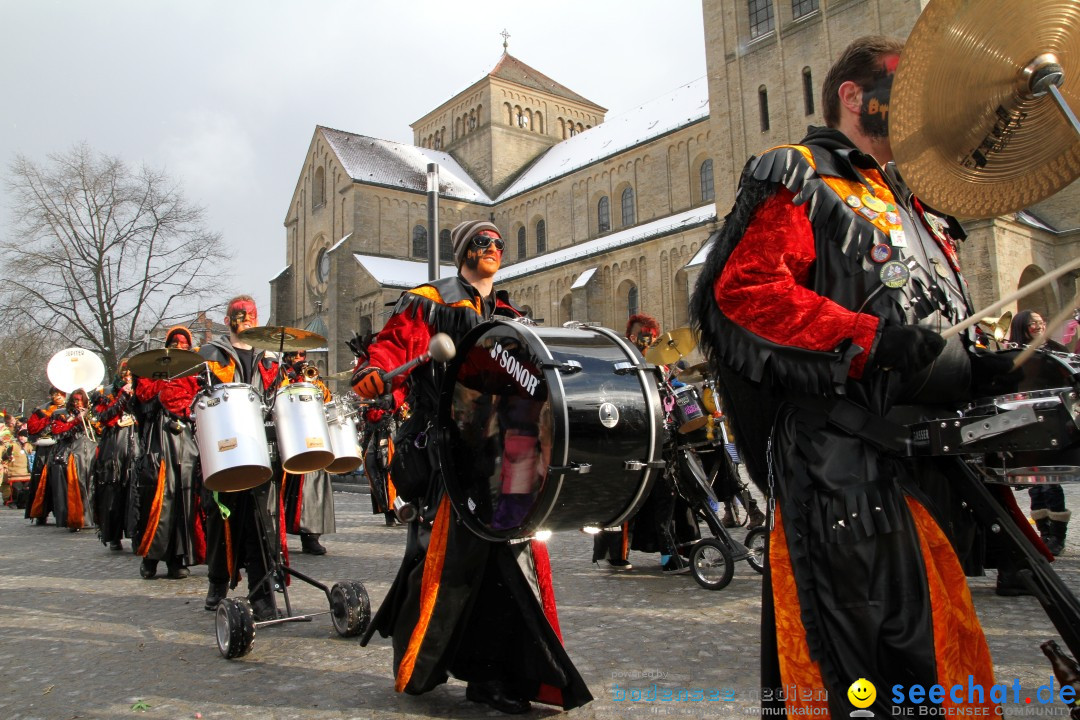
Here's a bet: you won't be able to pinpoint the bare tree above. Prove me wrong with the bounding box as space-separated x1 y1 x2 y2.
0 325 63 416
0 143 232 372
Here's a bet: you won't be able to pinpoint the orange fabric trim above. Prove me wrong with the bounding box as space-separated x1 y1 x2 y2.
65 454 85 529
30 464 48 518
207 360 235 384
386 437 397 506
769 506 829 715
137 459 167 556
620 523 629 561
225 517 235 581
409 285 445 303
907 498 997 711
395 495 452 692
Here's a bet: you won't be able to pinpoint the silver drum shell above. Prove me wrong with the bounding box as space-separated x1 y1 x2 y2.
195 383 272 492
273 382 334 473
324 400 362 474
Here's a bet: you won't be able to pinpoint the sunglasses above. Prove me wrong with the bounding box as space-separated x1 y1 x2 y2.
472 234 504 251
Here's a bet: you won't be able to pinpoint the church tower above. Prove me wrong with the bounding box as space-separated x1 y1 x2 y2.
411 35 606 197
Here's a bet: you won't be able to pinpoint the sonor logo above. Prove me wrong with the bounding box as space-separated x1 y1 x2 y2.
218 438 238 452
489 341 540 396
305 437 325 449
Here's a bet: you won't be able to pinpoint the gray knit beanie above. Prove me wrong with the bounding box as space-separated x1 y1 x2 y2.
451 220 501 269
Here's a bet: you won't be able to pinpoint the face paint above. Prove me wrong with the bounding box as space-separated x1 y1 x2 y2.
859 54 898 139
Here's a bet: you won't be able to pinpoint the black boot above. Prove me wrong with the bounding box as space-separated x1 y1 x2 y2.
466 680 531 714
204 581 228 611
250 593 281 621
747 501 766 529
300 532 327 555
109 539 123 552
1046 512 1070 556
166 559 190 579
139 558 158 580
995 568 1033 597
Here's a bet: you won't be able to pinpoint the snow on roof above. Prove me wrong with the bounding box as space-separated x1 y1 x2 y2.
498 204 716 282
321 127 491 203
686 233 717 268
270 265 291 281
570 267 597 289
328 233 352 253
496 77 709 201
353 254 458 288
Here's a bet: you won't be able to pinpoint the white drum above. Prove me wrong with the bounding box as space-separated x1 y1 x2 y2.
324 400 362 474
195 383 272 492
273 382 334 473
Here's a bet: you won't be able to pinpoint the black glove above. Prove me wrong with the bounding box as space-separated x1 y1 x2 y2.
873 324 946 375
969 350 1022 398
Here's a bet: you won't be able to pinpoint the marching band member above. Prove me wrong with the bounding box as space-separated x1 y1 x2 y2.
280 350 336 555
25 387 66 525
92 360 139 551
45 389 97 531
354 220 591 714
131 327 205 580
198 296 285 621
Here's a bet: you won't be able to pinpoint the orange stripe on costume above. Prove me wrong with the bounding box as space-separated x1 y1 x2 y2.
395 495 452 692
30 464 48 518
137 459 167 556
66 454 85 530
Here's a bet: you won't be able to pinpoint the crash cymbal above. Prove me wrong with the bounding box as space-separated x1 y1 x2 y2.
128 348 205 380
676 362 710 384
891 0 1080 218
238 326 326 352
644 327 697 365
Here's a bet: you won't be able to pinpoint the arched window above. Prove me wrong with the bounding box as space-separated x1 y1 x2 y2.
312 166 325 207
535 220 546 253
700 159 715 203
412 225 428 259
469 110 477 130
627 285 640 317
439 229 452 263
802 67 815 116
621 186 635 227
598 196 611 233
758 85 770 132
517 226 527 259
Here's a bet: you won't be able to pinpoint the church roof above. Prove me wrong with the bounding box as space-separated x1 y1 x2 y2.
496 77 709 201
319 126 491 203
489 53 605 111
352 254 457 289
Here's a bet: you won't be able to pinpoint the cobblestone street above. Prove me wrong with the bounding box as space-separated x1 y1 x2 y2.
1 483 1078 720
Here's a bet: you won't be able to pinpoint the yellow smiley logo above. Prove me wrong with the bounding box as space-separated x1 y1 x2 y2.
847 678 876 709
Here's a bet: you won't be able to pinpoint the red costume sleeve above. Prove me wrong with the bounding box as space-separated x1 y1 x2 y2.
159 377 200 418
135 378 166 404
364 303 433 396
51 415 78 435
714 188 881 378
26 410 49 435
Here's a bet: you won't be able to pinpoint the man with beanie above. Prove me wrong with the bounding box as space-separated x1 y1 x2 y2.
354 220 591 714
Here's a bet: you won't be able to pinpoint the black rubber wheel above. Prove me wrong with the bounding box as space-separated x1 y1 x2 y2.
744 526 768 575
330 580 371 637
689 538 734 590
215 598 255 659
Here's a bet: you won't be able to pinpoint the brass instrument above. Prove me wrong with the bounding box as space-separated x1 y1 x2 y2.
46 347 105 443
301 364 320 381
977 311 1013 344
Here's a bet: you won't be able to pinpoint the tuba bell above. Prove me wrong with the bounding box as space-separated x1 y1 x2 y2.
46 347 106 441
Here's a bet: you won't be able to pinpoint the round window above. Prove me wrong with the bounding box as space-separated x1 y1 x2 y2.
317 248 330 283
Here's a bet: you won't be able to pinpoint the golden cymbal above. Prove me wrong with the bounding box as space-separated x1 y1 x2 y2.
238 326 326 352
644 327 697 365
891 0 1080 218
128 348 205 380
675 362 710 384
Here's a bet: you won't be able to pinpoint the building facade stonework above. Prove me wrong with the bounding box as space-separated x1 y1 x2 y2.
272 0 1080 383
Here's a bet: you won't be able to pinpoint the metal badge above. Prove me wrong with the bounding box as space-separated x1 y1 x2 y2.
884 211 901 225
599 402 620 428
859 206 880 221
889 228 908 247
931 257 951 278
862 193 887 212
880 260 910 288
869 244 893 263
845 194 862 208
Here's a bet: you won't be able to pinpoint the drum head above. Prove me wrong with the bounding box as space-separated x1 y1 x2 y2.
203 465 273 492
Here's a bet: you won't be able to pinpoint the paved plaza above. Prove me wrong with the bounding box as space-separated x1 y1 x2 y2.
1 483 1078 720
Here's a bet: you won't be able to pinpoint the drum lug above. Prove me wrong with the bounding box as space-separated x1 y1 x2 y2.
549 462 591 474
624 459 666 471
539 360 582 374
613 361 638 375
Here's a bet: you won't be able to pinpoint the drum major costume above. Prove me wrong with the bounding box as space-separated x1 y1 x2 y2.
24 389 65 524
691 37 997 718
43 390 97 530
356 221 591 714
92 365 139 551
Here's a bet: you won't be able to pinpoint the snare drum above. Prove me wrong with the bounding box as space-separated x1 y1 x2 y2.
671 384 708 434
439 320 664 541
967 349 1080 485
324 400 362 474
272 382 334 473
195 383 272 492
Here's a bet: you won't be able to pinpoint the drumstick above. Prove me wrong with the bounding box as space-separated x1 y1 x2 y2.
941 255 1080 340
1011 293 1080 369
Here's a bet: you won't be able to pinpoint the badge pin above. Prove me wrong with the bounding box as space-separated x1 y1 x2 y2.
869 244 892 263
884 211 901 225
859 206 880 221
932 258 951 278
845 194 862 208
862 194 888 212
889 228 907 247
880 260 910 288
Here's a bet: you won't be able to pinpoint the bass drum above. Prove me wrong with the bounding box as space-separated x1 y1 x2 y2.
967 348 1080 484
439 320 664 541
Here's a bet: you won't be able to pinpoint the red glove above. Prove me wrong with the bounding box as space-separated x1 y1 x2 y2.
364 407 386 424
352 368 386 399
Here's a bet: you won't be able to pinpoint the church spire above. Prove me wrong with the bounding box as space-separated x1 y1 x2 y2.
500 29 510 52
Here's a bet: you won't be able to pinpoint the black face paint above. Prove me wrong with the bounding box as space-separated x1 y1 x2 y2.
463 249 481 271
859 69 894 139
228 310 248 334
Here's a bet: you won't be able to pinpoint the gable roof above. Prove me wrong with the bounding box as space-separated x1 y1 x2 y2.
489 53 605 111
320 126 491 203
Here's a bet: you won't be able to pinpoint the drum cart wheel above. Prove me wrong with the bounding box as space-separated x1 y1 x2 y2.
330 580 371 638
744 526 767 575
216 598 256 659
689 538 734 590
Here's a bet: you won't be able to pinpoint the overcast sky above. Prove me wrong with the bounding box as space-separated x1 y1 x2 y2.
0 0 707 317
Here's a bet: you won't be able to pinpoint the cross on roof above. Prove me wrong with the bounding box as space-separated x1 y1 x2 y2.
500 29 510 50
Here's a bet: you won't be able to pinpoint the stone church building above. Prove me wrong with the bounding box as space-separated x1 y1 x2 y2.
271 0 1080 381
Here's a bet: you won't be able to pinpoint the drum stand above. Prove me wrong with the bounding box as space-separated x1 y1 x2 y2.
214 484 371 659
